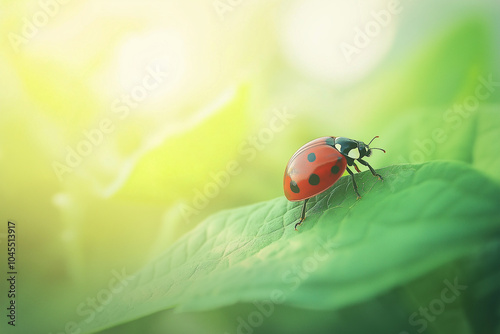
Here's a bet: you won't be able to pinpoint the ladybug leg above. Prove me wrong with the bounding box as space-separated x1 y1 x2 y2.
352 162 362 173
346 167 362 199
294 198 309 230
358 159 383 180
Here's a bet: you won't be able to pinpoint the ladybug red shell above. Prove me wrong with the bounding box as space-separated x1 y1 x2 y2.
284 136 385 229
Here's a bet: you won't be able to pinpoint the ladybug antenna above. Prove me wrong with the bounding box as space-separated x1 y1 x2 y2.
371 147 386 153
367 136 379 146
368 136 386 153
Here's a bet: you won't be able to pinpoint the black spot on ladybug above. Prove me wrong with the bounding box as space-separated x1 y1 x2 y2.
290 180 300 193
308 174 320 185
331 165 340 174
307 153 316 162
326 137 335 147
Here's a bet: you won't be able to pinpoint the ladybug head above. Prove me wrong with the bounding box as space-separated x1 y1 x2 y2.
334 136 385 160
362 136 386 158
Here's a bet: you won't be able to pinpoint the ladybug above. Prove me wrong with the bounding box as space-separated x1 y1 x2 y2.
284 136 385 229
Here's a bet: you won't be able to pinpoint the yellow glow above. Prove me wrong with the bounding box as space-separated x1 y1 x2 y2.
280 0 398 84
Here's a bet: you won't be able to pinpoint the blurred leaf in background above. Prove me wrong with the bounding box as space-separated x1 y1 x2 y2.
0 0 499 333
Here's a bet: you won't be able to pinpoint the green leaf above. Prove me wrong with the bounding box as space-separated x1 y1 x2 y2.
351 16 493 123
108 85 250 202
78 161 500 333
472 105 500 181
365 105 500 183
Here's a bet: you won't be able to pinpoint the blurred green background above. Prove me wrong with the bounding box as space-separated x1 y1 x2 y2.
0 0 499 333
